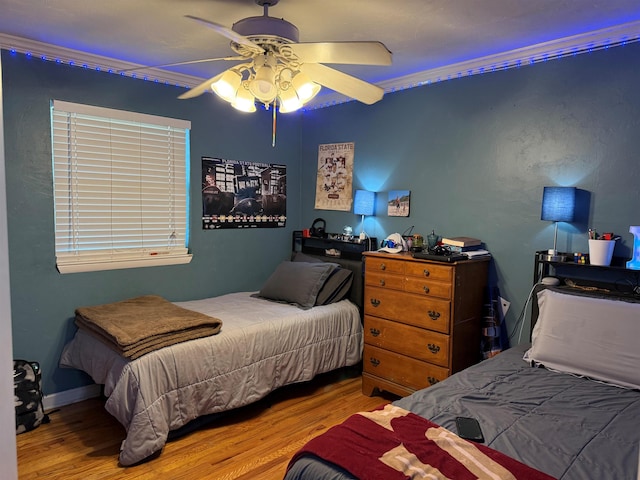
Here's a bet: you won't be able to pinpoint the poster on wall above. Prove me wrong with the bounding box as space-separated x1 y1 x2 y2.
202 157 287 229
314 142 354 211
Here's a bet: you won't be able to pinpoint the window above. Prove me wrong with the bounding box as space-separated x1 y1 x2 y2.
51 100 191 273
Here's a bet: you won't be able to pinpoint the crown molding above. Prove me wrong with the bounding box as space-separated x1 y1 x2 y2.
0 33 203 90
306 19 640 109
3 19 640 111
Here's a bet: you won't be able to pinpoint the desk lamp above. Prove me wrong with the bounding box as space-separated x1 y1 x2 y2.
541 186 576 261
354 190 375 241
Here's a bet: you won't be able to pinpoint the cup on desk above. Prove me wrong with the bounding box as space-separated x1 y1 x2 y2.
588 239 615 266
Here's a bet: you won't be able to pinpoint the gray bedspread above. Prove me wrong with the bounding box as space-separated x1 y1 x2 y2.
285 344 640 480
60 292 362 466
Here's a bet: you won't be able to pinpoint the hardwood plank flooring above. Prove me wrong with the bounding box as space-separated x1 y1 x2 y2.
16 367 397 480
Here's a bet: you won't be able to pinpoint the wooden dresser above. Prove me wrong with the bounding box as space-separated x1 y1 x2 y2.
362 251 489 397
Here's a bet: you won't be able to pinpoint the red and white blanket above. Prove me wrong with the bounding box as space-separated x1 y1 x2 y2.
288 404 556 480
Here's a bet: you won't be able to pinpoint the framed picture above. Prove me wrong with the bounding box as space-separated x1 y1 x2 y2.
387 190 410 217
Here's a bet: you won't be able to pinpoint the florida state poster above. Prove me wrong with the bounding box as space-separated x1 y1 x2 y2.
202 157 287 229
314 143 354 211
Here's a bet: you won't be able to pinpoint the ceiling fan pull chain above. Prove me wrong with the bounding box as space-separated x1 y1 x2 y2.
272 100 277 147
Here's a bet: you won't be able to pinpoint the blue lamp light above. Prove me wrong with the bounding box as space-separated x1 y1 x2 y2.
541 186 576 256
354 190 375 240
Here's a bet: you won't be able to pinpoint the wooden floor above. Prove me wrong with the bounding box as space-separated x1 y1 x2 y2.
16 368 396 480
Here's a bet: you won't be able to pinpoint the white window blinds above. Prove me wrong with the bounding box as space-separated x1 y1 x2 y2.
51 100 192 273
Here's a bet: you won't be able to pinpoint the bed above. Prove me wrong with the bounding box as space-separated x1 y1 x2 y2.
284 286 640 480
59 252 364 466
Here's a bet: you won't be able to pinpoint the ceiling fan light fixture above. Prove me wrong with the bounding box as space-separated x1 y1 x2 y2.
249 64 278 103
278 87 302 113
231 84 257 112
292 71 321 103
211 69 242 102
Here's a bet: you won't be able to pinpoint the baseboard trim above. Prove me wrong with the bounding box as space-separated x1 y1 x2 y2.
43 384 102 410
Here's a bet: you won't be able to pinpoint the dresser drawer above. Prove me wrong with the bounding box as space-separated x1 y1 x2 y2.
365 257 405 275
365 286 451 334
366 271 405 290
364 316 450 367
404 276 452 299
404 262 453 283
363 344 449 391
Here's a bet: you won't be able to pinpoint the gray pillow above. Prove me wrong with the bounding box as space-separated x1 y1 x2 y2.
314 267 353 305
291 252 353 305
258 261 337 309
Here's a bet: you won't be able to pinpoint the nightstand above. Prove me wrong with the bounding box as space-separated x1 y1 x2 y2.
362 251 489 397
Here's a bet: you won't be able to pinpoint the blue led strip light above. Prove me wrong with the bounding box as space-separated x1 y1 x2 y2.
1 21 639 110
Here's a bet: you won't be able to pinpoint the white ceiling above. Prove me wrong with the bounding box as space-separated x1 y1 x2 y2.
1 0 640 108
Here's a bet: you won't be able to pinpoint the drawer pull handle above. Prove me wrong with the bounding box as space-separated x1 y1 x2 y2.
423 269 430 277
427 310 441 321
423 285 430 294
370 298 381 307
379 279 386 286
379 263 386 271
427 376 439 386
427 343 440 354
370 328 381 337
369 357 380 367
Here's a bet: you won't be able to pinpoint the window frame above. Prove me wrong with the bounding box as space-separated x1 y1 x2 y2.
51 100 192 274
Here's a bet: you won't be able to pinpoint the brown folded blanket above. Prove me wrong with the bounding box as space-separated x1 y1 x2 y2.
75 295 223 360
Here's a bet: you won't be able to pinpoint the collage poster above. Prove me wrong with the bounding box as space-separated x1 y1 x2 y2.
314 142 354 211
202 156 287 229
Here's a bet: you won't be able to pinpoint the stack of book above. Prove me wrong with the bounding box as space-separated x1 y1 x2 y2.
441 236 491 259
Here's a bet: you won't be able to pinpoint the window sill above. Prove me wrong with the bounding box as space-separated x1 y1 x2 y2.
56 253 192 274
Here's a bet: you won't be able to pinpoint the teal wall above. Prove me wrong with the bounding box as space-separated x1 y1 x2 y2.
3 41 640 397
2 51 302 394
300 42 640 342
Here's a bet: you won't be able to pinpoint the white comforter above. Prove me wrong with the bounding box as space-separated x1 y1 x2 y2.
60 292 363 466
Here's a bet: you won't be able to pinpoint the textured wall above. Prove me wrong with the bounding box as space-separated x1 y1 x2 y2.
2 51 302 394
300 42 640 342
4 41 640 396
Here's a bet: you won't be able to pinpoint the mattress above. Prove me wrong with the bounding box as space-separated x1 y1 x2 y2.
285 344 640 479
60 291 363 466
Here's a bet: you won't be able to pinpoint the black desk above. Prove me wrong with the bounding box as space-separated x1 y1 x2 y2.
531 251 640 332
293 231 377 261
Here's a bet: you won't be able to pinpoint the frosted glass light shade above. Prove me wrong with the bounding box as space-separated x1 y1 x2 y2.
249 65 278 103
292 72 321 103
278 87 303 113
231 86 257 112
211 70 242 102
541 186 576 222
354 190 375 216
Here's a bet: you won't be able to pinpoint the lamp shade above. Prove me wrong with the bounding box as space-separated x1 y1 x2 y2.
541 186 576 222
354 190 375 216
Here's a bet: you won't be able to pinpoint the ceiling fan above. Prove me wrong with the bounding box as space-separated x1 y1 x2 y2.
174 0 392 113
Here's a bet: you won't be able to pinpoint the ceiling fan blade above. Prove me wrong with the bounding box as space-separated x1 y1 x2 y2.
185 15 265 54
300 63 384 105
119 56 246 74
287 42 392 66
177 73 223 100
